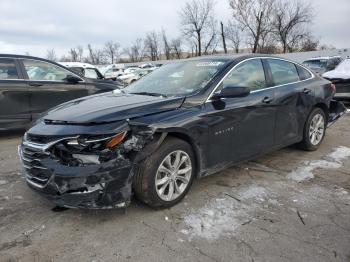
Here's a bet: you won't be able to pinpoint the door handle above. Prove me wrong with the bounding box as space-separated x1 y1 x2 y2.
303 88 311 94
262 96 273 104
29 82 43 87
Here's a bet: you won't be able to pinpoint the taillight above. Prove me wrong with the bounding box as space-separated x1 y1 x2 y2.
330 84 336 93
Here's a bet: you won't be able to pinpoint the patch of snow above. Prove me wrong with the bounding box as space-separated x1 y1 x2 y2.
328 146 350 162
0 180 7 185
182 198 244 240
287 146 350 182
238 185 267 202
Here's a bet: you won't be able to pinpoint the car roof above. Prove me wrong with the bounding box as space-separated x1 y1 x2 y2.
184 54 299 64
0 54 87 79
303 56 342 61
58 62 96 68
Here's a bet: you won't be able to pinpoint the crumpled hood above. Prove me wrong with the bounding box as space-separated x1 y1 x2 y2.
43 92 184 124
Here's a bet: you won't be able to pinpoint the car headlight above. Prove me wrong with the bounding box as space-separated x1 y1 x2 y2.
66 131 127 150
52 131 128 166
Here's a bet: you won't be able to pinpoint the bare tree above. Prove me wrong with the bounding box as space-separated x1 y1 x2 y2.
300 34 319 51
225 21 242 53
46 49 57 61
144 31 160 61
162 29 172 60
272 0 312 53
229 0 274 53
171 38 183 59
86 44 104 64
103 41 120 64
77 45 84 62
179 0 215 56
125 38 144 62
203 18 218 55
69 48 79 62
220 22 228 54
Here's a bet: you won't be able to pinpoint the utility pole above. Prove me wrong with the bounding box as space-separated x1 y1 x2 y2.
221 21 228 54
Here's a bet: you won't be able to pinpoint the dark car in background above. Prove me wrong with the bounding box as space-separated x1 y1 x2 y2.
19 55 346 209
0 54 122 131
302 56 343 75
323 58 350 101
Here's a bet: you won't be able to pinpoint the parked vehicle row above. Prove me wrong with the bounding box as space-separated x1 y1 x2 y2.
302 56 343 75
0 54 122 131
322 58 350 101
302 56 350 101
18 55 346 209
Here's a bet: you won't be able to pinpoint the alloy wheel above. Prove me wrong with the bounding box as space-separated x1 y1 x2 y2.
155 150 192 202
309 113 325 145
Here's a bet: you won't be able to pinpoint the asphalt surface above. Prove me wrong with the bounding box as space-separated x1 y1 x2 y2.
0 110 350 262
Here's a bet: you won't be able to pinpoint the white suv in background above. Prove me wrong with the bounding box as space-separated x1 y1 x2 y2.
59 62 104 79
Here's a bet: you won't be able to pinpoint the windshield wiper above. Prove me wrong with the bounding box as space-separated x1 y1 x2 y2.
130 92 167 98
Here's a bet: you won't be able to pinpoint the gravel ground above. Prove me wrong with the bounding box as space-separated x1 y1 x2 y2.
0 111 349 262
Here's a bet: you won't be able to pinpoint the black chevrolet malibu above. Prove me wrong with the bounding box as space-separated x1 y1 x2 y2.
19 55 346 209
0 54 121 131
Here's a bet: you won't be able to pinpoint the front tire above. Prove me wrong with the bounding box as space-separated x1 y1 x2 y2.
299 108 326 151
133 137 195 208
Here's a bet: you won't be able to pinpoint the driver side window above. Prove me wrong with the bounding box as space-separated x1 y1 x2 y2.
23 59 70 81
223 59 267 91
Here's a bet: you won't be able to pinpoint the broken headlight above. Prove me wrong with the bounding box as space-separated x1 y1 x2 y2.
53 132 127 166
67 132 127 150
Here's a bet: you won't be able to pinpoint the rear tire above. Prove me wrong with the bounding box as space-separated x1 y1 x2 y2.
133 137 195 208
299 108 326 151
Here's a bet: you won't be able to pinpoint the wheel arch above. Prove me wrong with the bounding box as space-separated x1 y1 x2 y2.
314 102 329 122
164 131 202 177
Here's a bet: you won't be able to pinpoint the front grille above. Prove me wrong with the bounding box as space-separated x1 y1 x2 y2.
21 142 52 187
26 134 64 144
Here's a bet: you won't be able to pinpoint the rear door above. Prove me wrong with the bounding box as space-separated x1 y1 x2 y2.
20 59 89 120
265 58 314 146
0 58 30 130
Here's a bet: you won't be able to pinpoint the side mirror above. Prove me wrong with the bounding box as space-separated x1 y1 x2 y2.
66 75 82 84
212 85 250 100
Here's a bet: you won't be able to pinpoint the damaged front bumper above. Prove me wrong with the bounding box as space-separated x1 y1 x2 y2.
17 121 159 209
18 142 134 209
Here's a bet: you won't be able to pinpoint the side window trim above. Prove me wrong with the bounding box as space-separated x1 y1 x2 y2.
261 58 274 87
20 58 84 82
206 57 315 102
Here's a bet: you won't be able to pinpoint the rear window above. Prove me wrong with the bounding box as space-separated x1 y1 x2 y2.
0 58 19 80
302 59 327 69
296 65 312 80
268 59 300 86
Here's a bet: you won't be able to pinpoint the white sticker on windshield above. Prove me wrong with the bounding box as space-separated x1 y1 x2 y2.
196 62 224 67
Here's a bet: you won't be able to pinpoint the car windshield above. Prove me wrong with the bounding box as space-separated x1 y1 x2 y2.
125 60 228 97
303 59 327 69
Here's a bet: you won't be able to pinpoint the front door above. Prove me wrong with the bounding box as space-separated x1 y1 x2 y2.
204 58 276 168
21 59 89 120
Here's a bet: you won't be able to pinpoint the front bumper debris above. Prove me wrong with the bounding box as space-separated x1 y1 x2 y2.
18 137 136 209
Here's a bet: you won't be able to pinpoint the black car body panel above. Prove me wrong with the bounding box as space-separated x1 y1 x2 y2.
19 55 347 209
0 54 121 131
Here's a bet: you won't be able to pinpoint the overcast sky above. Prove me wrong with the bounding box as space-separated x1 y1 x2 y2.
0 0 349 58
